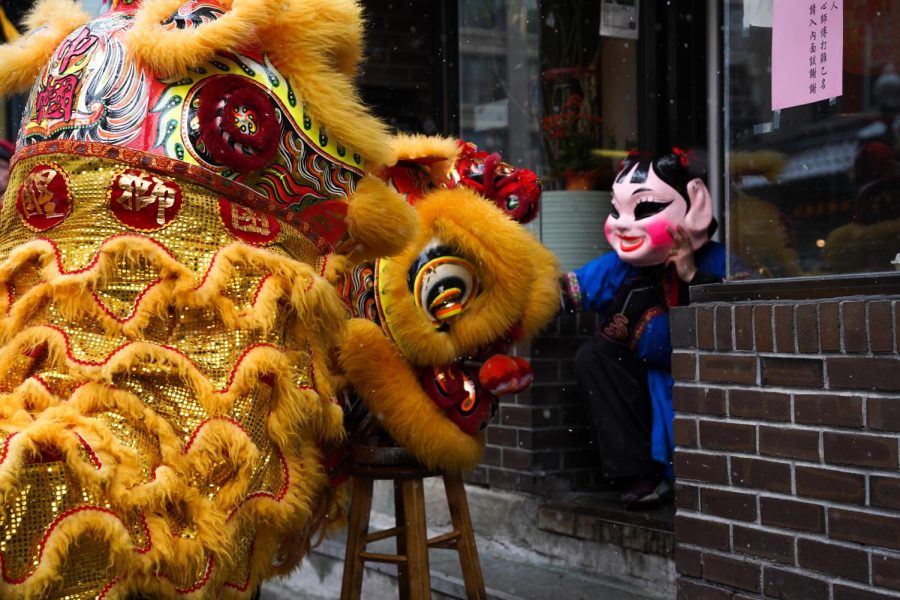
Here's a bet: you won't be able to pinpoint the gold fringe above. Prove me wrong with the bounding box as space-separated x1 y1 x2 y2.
0 238 345 597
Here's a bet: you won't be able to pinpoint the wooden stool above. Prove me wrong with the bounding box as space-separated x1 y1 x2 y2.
340 444 487 600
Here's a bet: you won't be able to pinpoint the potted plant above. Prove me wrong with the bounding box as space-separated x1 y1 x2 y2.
541 83 609 190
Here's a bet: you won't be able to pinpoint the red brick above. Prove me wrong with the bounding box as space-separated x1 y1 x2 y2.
795 303 819 354
487 426 517 447
674 418 698 448
715 305 733 351
703 553 761 593
700 421 757 453
729 389 791 421
487 467 535 492
797 538 869 582
761 357 823 388
502 448 534 470
500 405 534 427
896 301 900 354
760 497 825 533
774 304 795 353
671 306 698 349
675 482 700 511
834 584 900 600
675 546 703 578
763 566 829 600
734 305 754 351
674 450 729 484
823 431 899 470
482 445 502 466
733 525 794 563
868 397 900 432
871 476 900 511
730 457 792 493
868 301 894 353
673 352 698 381
794 393 864 428
843 301 868 353
828 357 900 392
795 466 865 503
759 426 820 461
820 302 841 352
754 304 774 352
677 578 733 600
700 488 757 521
675 515 731 551
829 507 900 550
699 355 757 385
697 307 715 350
872 554 900 592
674 386 726 416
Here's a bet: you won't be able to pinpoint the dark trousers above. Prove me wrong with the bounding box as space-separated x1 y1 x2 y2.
574 335 660 481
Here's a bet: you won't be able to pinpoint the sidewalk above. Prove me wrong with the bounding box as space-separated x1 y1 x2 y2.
263 480 675 599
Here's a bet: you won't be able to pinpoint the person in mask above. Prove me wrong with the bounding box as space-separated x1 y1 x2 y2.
561 148 725 508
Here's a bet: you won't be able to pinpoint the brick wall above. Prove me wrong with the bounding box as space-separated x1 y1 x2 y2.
465 312 605 494
672 297 900 599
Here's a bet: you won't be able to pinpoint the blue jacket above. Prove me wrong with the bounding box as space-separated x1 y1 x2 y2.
570 242 727 478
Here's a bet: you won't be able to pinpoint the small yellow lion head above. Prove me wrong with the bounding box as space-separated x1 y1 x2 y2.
336 136 559 472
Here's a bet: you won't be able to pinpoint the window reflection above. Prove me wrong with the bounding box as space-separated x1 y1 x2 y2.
725 0 900 278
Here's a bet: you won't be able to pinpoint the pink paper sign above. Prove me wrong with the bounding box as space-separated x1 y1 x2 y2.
772 0 843 111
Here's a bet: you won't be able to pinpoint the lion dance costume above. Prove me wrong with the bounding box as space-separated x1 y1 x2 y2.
0 0 418 597
332 136 558 473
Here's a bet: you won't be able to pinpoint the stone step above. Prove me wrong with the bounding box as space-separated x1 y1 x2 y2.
264 537 667 600
537 490 675 556
264 480 674 599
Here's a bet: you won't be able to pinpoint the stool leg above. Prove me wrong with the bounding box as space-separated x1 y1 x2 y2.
341 475 374 600
394 480 410 600
400 478 431 599
444 473 486 600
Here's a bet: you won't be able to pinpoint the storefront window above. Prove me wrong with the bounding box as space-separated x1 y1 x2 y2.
724 0 900 279
458 0 542 169
457 0 639 187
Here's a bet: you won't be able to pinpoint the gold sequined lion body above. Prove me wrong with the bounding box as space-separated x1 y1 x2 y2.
0 0 415 597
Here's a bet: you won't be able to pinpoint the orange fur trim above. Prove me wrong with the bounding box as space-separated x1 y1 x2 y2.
338 319 484 472
124 0 266 77
342 176 418 263
0 0 90 95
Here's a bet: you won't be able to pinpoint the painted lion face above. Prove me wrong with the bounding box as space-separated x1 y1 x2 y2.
338 168 559 471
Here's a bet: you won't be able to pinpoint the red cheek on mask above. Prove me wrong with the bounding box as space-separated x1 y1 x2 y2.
645 220 674 248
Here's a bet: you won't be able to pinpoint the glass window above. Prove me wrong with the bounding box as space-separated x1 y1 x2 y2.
724 0 900 279
458 0 541 167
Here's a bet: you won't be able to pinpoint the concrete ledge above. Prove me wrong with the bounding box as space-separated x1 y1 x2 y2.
263 480 674 599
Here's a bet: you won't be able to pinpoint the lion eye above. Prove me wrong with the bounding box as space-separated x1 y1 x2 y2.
408 243 479 327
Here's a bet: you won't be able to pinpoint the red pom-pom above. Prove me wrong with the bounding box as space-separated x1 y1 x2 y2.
479 354 533 395
511 356 534 391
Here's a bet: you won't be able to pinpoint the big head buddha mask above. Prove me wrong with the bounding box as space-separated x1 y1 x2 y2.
604 150 714 267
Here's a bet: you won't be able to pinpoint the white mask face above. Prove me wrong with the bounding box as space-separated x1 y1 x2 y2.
605 166 689 267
